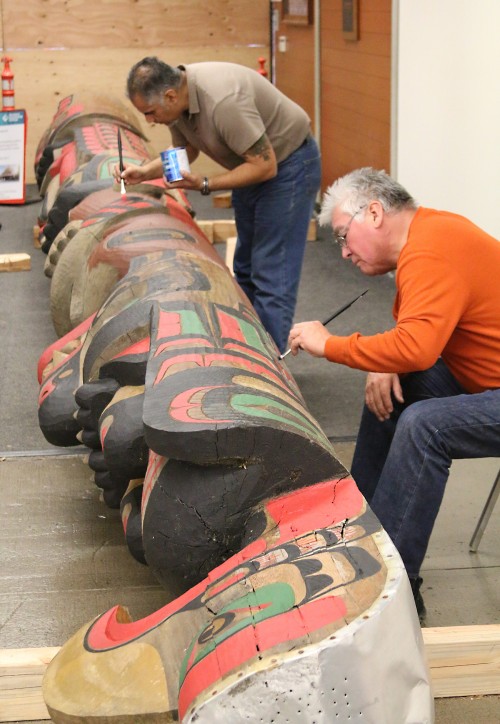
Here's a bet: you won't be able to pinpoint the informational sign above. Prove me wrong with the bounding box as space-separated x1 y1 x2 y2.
0 109 26 204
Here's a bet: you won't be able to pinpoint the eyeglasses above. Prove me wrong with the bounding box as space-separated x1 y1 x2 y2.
333 205 367 249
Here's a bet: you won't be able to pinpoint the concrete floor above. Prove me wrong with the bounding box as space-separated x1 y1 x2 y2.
0 192 499 722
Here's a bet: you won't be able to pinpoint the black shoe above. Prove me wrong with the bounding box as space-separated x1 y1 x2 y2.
409 576 427 624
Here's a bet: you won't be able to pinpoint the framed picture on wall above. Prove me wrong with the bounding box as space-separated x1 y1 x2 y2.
283 0 313 26
342 0 359 41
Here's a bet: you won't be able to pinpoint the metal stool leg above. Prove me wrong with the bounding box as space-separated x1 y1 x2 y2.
469 468 500 552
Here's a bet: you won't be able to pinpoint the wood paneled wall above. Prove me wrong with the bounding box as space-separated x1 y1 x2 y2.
272 1 391 192
0 0 270 184
320 1 391 187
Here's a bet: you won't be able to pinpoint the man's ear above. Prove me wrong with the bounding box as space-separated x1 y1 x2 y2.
164 89 177 105
368 200 384 229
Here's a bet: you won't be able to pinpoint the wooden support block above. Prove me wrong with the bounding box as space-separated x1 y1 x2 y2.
197 219 214 242
422 624 500 697
0 253 31 272
33 225 42 249
196 219 237 243
212 191 232 208
225 236 237 276
197 218 314 244
307 217 317 241
0 647 59 722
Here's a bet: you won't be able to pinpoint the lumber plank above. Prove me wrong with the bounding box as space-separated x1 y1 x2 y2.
196 218 316 244
196 218 236 243
33 224 41 249
212 191 233 208
1 626 499 721
422 624 500 697
0 253 31 272
225 236 237 276
0 647 58 722
307 217 318 241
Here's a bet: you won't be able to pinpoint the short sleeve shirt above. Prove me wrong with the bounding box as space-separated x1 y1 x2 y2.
169 62 311 170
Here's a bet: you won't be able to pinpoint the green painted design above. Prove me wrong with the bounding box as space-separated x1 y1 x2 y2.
237 317 267 352
179 309 207 336
231 393 329 446
179 581 295 685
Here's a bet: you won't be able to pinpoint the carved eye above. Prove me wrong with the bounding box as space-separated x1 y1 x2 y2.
198 611 236 644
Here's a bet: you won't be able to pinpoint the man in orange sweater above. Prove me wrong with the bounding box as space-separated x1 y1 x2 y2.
288 167 500 622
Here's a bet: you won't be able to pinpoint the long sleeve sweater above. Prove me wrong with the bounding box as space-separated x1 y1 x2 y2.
324 207 500 393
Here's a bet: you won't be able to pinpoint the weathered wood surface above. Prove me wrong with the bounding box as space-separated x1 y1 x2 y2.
36 95 345 580
33 96 432 723
40 478 433 723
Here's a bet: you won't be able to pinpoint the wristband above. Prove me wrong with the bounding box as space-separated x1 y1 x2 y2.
201 177 211 196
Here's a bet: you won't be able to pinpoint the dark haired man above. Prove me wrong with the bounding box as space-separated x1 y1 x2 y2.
117 56 321 354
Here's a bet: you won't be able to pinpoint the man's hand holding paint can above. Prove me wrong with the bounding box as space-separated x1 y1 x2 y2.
161 147 191 183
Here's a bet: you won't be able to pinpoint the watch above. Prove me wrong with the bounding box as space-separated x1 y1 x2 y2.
200 177 211 196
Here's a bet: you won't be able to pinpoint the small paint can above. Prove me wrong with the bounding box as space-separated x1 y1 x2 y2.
160 147 190 183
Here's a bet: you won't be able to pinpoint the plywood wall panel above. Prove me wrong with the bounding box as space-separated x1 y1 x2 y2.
15 45 268 183
0 0 269 183
2 0 269 50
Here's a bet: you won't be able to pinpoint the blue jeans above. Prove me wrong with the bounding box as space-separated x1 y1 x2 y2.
232 136 321 353
351 359 500 578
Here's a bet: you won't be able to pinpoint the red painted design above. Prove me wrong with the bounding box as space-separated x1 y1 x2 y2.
37 314 95 382
217 309 246 343
169 385 233 423
85 538 266 650
141 450 165 516
266 476 362 544
85 479 358 652
156 309 182 340
113 338 150 358
154 352 283 387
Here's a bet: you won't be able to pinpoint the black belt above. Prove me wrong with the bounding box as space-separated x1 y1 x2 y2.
300 133 313 148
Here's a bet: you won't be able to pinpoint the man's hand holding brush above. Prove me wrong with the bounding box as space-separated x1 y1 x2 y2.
281 289 369 360
287 320 332 358
288 321 331 357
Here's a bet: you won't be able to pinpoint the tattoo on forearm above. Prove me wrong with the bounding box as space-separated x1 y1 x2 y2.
246 135 272 162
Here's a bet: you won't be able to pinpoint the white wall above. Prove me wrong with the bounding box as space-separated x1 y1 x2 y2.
393 0 500 237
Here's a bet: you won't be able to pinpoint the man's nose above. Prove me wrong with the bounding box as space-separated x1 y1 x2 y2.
341 246 351 259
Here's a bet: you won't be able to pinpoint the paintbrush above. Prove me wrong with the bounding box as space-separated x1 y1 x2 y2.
117 128 126 198
278 288 369 360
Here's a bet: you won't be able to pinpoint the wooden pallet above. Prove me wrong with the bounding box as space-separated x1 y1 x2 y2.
1 625 499 722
